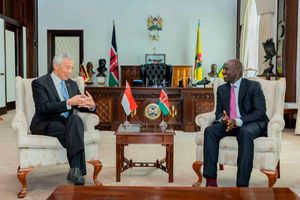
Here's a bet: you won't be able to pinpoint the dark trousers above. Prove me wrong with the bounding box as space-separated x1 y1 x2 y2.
45 114 86 175
203 122 265 186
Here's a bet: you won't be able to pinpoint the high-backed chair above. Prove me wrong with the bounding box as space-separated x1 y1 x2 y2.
192 77 286 187
12 76 102 198
140 64 173 87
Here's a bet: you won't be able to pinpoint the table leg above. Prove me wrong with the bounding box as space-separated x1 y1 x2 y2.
167 144 174 182
121 145 125 168
116 144 121 182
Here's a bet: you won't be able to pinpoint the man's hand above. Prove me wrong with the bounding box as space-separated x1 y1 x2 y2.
222 110 237 132
67 94 87 106
78 91 95 110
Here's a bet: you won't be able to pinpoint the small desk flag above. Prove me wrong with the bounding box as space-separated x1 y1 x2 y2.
121 82 137 116
158 88 170 116
79 63 89 81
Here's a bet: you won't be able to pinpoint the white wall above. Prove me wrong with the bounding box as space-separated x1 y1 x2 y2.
38 0 237 77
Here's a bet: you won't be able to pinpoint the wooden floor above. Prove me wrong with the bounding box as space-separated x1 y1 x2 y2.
47 185 300 200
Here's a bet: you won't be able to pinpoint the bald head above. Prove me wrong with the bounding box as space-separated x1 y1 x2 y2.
222 59 243 83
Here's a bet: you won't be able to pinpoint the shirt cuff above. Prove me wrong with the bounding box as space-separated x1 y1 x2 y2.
66 101 71 110
89 105 96 112
235 118 243 127
217 117 223 123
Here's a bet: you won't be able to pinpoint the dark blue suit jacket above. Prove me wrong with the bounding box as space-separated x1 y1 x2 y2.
30 74 92 134
215 78 269 130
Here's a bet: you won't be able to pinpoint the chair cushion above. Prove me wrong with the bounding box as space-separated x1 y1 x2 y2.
196 133 279 152
18 130 100 149
219 136 279 152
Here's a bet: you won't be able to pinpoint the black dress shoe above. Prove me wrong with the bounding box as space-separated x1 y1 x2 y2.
67 167 85 185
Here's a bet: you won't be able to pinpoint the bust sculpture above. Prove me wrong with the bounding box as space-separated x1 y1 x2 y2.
86 62 95 79
97 58 107 77
208 64 217 78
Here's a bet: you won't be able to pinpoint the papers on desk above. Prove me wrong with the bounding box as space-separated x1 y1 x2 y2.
118 124 141 132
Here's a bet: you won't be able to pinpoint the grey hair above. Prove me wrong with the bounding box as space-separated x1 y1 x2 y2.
52 52 72 69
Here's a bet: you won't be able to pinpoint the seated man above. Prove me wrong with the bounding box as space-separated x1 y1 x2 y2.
203 59 269 187
30 52 96 185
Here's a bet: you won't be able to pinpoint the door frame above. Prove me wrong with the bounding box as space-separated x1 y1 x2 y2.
47 30 84 72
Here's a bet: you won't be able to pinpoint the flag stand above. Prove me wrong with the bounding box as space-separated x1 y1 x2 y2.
159 115 167 131
122 115 130 129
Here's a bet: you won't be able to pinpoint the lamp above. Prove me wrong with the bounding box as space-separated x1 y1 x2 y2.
147 16 163 41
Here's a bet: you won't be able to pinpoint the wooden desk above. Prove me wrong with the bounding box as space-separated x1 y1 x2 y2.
115 124 174 182
85 86 214 131
47 185 300 200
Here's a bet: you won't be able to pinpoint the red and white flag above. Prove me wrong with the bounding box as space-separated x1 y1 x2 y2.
121 82 137 116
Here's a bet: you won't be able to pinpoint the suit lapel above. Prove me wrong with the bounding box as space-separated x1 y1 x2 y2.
238 78 247 106
224 83 231 113
65 79 76 98
46 74 61 101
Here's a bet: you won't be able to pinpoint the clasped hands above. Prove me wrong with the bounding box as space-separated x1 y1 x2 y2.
67 91 95 110
222 110 237 132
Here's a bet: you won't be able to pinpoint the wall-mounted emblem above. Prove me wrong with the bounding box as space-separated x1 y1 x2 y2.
147 16 163 41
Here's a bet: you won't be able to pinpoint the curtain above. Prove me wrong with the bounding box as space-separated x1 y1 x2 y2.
255 0 276 75
240 0 259 76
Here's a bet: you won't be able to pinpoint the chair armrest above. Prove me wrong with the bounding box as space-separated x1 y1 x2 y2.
195 111 215 132
76 112 99 132
267 113 285 139
11 112 29 137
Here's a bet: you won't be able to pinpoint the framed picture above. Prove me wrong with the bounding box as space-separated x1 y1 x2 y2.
145 54 166 64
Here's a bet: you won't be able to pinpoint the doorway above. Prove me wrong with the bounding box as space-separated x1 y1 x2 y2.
47 30 84 78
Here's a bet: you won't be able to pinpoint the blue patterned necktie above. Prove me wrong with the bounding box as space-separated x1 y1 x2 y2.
60 81 70 118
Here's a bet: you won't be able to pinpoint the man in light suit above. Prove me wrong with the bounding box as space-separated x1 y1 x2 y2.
203 59 269 187
30 53 96 185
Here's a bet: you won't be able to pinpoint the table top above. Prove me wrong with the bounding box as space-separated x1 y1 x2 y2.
115 123 174 135
47 185 300 200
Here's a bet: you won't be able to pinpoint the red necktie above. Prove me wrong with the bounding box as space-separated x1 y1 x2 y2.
230 85 237 119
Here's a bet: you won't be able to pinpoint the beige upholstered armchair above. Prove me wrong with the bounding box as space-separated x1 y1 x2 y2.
12 76 102 198
192 78 286 187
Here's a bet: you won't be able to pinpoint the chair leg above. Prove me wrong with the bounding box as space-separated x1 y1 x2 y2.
260 169 277 187
192 161 203 187
87 160 103 186
219 164 224 170
277 160 280 178
17 166 32 198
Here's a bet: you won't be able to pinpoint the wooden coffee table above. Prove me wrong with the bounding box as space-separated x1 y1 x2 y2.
47 185 300 200
115 124 175 182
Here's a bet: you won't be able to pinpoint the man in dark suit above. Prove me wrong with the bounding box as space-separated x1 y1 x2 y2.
30 53 96 185
203 59 269 187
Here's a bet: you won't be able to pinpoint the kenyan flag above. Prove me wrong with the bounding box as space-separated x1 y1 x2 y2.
158 89 169 116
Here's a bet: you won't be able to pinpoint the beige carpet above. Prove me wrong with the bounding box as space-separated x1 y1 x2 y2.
1 110 300 199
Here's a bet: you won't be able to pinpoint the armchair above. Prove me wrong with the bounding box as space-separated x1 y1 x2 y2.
140 64 173 87
12 76 102 198
192 78 286 187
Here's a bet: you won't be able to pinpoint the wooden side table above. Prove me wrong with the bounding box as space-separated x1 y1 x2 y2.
284 108 297 128
284 102 298 128
115 124 175 182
